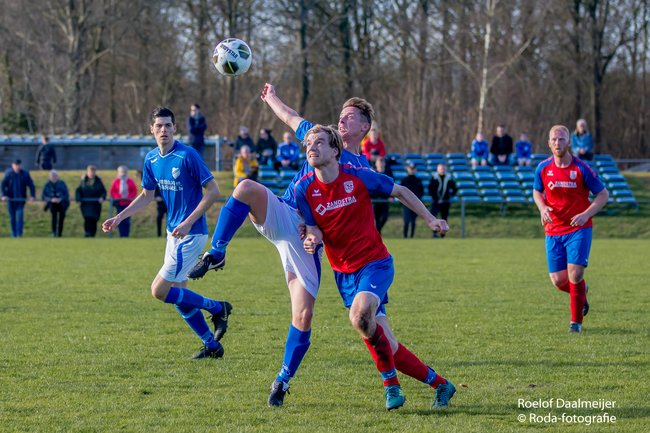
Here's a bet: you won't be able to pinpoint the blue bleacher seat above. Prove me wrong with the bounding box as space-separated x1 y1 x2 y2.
602 173 625 183
458 188 480 197
446 152 467 160
461 195 482 203
514 165 534 172
279 169 298 180
496 172 518 181
392 170 407 181
456 180 477 189
477 180 498 188
493 165 513 172
482 195 503 203
596 160 616 168
594 154 615 163
517 172 535 181
500 181 521 189
480 188 501 197
611 189 633 198
608 181 629 190
473 166 492 172
474 172 496 181
427 160 445 170
449 164 469 173
453 172 474 181
425 153 445 160
520 181 535 190
416 172 431 182
599 166 620 175
403 153 423 160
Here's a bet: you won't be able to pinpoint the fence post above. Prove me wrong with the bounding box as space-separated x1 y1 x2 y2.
215 136 222 172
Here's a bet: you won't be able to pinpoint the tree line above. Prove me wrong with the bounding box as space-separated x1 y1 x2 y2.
1 0 648 158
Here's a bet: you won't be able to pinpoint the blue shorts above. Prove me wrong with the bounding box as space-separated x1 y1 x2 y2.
333 256 394 317
545 227 592 273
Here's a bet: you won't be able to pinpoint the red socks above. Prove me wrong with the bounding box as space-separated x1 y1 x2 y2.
393 343 447 388
569 280 586 324
363 325 399 386
556 280 570 293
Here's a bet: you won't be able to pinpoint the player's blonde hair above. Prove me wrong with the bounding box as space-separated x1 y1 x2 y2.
304 124 343 160
342 97 375 125
549 125 570 139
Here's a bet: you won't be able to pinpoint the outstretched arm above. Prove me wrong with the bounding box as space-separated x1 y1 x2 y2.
260 83 304 132
391 184 449 234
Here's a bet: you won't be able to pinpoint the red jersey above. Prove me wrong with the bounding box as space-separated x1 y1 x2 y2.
534 156 605 236
295 164 394 273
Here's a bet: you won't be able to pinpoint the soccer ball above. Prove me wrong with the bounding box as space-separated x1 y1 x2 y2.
212 38 252 77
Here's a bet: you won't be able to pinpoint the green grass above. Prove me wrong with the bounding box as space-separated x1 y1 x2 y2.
1 171 649 239
1 238 649 432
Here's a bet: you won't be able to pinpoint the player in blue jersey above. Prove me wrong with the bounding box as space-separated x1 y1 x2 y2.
102 107 232 360
188 84 375 406
295 125 456 410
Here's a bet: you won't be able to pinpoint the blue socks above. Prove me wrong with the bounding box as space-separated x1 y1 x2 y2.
164 287 222 315
164 287 223 346
209 197 251 255
277 325 311 384
176 306 218 349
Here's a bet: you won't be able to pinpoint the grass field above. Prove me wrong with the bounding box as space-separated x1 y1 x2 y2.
1 238 649 432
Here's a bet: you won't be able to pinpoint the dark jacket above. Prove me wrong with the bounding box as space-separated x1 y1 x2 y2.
428 173 457 203
75 175 107 219
256 133 277 156
187 114 207 149
233 135 255 151
490 134 514 156
1 168 36 200
42 179 70 212
35 144 57 170
400 174 424 199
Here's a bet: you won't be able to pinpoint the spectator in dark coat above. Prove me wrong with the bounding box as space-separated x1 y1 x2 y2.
256 128 277 166
35 134 57 170
75 165 107 237
1 159 36 237
42 170 70 237
399 163 424 238
187 104 207 157
234 126 255 151
489 125 514 166
428 163 456 238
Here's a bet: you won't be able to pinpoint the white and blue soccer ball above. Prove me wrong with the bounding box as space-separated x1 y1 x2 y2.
212 38 252 77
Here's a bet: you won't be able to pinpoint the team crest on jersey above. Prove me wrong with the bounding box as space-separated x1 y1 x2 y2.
570 170 577 180
344 180 354 193
312 189 321 197
547 170 554 176
172 167 181 179
547 181 555 190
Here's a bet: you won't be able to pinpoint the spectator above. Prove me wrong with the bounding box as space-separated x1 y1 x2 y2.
276 132 301 170
109 165 138 237
361 123 386 161
75 165 107 237
233 145 259 187
428 163 456 238
489 125 514 166
187 103 207 157
373 156 392 235
571 119 594 161
42 169 70 237
234 126 255 151
35 134 57 170
154 186 167 238
399 163 424 238
515 132 533 166
1 159 36 237
470 132 489 168
256 128 277 166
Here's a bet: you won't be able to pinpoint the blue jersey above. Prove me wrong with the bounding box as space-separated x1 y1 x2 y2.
142 141 214 235
280 119 371 208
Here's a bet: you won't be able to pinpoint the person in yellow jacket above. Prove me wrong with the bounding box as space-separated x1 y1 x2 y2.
233 145 259 187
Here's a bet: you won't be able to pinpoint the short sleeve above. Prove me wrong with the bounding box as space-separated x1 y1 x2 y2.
141 158 157 191
533 164 544 192
356 168 394 197
187 148 214 186
295 119 314 142
580 163 605 195
295 182 317 226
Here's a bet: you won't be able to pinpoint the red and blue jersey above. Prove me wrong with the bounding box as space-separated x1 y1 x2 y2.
280 120 371 209
534 156 605 236
295 164 394 273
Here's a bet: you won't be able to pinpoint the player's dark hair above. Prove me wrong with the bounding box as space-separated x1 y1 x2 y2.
151 106 175 125
192 103 200 109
